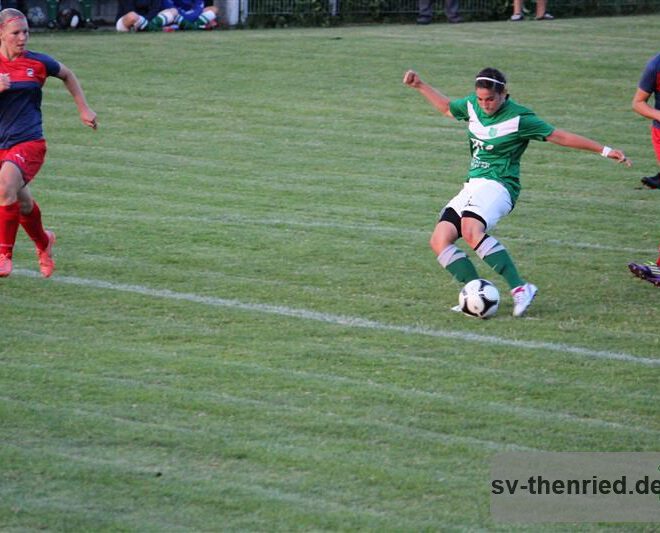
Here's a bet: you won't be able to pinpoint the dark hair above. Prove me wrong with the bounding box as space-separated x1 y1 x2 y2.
475 68 507 94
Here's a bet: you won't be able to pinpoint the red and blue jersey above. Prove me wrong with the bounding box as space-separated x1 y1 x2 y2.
0 51 60 149
638 53 660 130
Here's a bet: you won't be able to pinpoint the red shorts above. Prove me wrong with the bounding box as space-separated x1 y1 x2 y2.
0 139 47 184
652 126 660 163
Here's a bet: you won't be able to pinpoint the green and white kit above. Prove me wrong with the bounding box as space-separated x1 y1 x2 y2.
449 93 555 205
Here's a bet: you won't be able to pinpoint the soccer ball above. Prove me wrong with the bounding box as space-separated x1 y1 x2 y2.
27 6 47 27
458 279 500 319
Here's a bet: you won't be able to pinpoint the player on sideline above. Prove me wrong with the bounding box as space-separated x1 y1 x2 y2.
0 8 97 278
403 67 631 317
117 0 219 31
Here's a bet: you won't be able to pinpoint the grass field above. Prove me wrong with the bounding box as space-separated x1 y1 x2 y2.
1 14 658 531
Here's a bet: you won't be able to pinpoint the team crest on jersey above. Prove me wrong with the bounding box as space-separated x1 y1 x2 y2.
26 68 34 77
488 127 498 137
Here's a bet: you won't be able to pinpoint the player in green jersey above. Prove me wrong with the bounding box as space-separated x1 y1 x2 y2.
403 67 631 317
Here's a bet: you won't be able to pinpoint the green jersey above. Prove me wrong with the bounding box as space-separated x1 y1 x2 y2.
449 94 555 205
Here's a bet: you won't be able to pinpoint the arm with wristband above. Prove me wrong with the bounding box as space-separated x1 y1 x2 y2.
546 128 631 166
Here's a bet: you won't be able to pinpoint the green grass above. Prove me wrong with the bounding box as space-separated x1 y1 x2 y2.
1 16 658 531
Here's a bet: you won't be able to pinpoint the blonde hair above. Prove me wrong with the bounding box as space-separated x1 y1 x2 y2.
0 8 27 28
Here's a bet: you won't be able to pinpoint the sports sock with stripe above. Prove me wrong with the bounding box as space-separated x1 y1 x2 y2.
437 244 479 283
474 235 524 289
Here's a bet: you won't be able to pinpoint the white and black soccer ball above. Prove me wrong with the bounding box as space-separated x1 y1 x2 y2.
458 279 500 319
27 6 47 27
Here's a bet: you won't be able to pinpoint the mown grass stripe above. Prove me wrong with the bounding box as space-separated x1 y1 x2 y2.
52 210 654 254
4 359 656 437
0 395 536 453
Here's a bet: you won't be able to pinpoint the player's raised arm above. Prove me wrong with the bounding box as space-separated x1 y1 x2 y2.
403 70 454 118
546 128 631 167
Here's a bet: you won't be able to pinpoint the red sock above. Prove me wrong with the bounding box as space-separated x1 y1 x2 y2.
656 245 660 267
0 201 20 257
19 201 49 251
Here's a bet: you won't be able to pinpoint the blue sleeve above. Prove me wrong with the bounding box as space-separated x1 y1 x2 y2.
638 54 660 94
178 0 203 20
26 51 60 77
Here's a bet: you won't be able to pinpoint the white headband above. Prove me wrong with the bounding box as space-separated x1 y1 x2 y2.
475 76 505 86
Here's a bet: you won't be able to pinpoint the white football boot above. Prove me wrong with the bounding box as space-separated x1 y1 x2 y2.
511 283 538 317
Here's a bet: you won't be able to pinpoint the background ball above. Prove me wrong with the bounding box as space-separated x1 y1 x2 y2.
27 6 47 27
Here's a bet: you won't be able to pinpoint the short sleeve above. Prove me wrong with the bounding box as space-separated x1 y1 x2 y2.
42 55 60 77
638 55 660 94
518 114 555 141
449 97 469 121
26 52 60 77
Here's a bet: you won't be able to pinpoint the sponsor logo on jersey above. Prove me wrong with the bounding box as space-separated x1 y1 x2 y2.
467 101 521 140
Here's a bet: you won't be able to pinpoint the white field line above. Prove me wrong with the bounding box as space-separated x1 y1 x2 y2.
53 211 654 255
16 269 659 366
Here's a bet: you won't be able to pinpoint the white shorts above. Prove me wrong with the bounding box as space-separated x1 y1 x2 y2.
116 14 148 31
116 17 130 31
442 178 512 231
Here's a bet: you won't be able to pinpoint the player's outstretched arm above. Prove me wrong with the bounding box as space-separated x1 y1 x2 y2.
403 70 454 118
546 128 632 167
55 63 98 130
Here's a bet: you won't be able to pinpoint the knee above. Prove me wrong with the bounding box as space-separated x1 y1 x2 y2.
19 197 34 215
122 11 138 26
429 230 453 256
0 177 18 205
461 222 485 249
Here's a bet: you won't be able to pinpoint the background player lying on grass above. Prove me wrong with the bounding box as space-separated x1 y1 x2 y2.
117 0 219 31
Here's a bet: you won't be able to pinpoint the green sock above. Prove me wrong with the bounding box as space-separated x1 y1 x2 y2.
178 18 199 30
475 236 524 289
147 16 164 30
438 245 479 284
446 257 480 283
79 0 93 20
46 0 59 23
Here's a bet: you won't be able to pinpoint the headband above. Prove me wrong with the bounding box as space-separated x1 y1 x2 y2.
475 76 505 86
